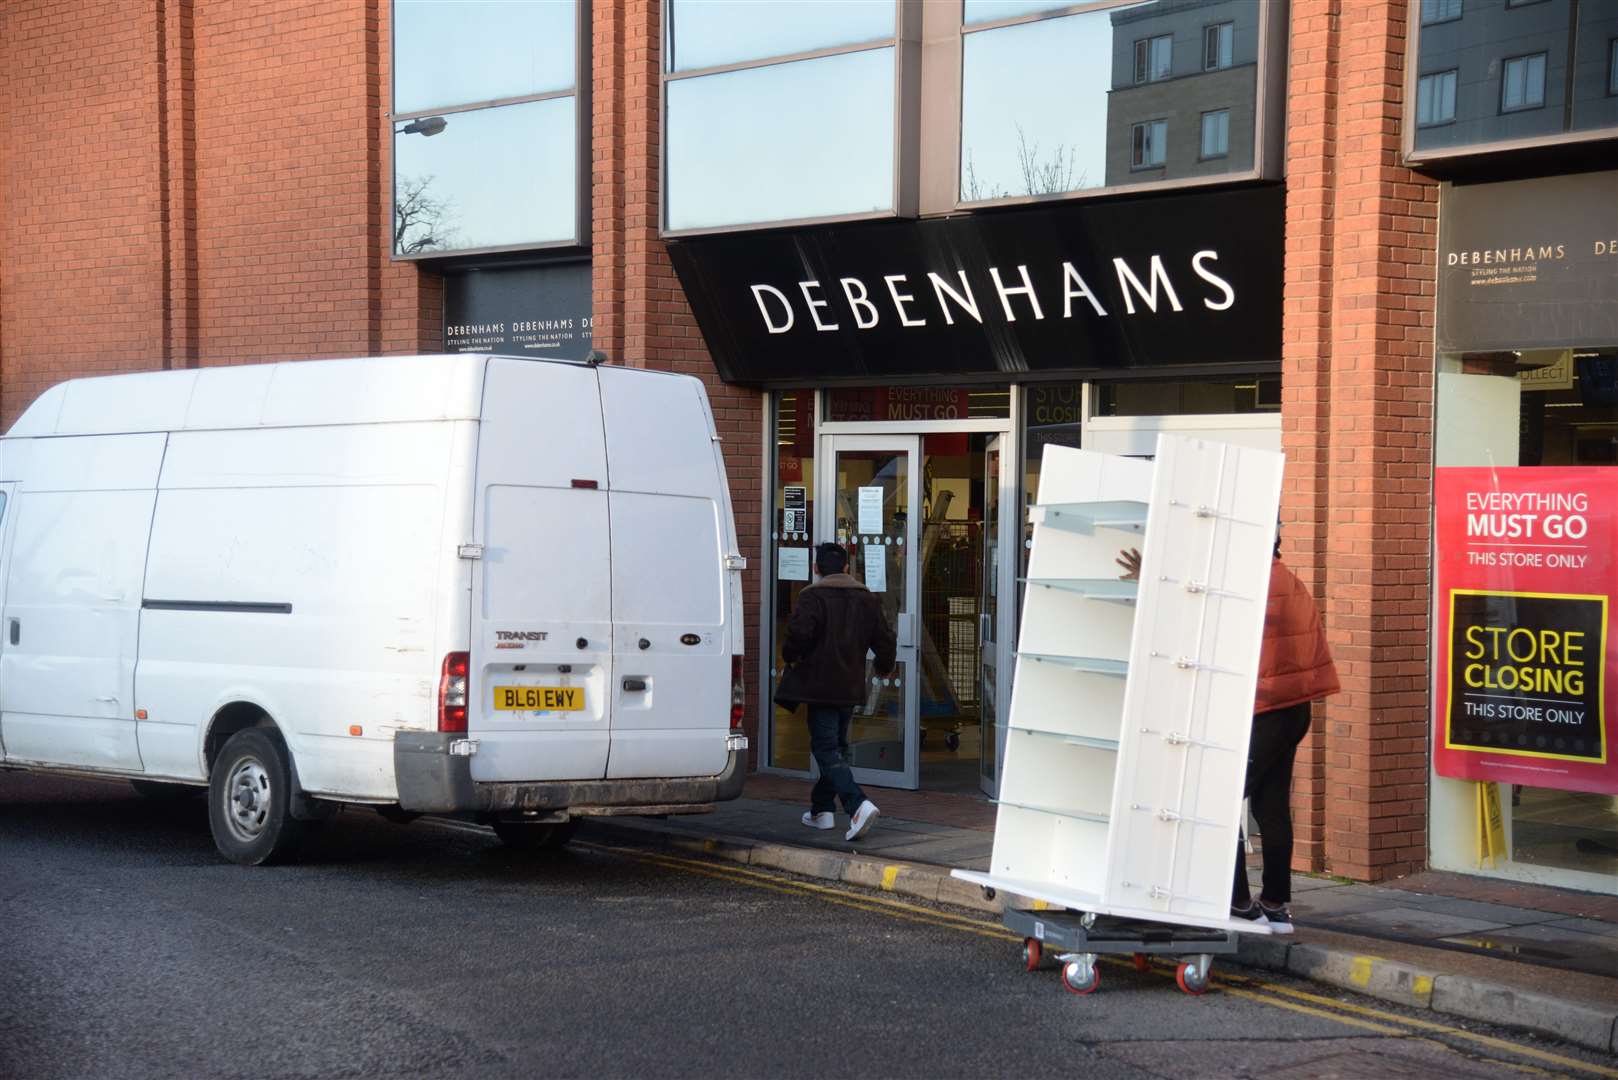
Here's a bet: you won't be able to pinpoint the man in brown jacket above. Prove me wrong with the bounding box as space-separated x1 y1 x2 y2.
779 543 897 840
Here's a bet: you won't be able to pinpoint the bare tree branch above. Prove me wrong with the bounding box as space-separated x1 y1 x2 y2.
394 174 460 254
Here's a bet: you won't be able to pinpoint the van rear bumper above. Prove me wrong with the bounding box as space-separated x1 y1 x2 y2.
392 732 747 815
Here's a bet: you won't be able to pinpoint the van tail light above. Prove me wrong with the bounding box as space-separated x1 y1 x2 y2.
439 651 470 733
730 655 746 731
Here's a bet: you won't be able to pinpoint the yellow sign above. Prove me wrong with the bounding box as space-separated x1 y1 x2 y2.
1475 782 1506 869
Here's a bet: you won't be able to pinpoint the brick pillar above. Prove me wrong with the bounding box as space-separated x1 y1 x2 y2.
1280 0 1340 875
1284 0 1437 882
595 1 766 759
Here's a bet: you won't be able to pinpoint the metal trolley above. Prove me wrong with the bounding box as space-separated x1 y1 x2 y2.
1003 906 1240 996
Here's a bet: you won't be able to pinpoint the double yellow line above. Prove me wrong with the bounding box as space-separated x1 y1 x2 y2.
578 839 1618 1080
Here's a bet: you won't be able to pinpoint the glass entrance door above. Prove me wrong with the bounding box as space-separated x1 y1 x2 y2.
819 436 921 789
980 435 1003 797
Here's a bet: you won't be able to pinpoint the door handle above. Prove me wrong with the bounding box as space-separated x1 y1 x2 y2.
8 618 17 646
623 678 648 693
95 696 118 704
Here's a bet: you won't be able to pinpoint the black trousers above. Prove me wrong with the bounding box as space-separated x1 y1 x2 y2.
807 704 868 816
1232 702 1313 907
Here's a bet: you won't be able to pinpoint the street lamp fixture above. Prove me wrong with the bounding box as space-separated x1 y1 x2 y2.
401 116 447 137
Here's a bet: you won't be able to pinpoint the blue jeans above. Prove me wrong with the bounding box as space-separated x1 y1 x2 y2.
807 704 867 816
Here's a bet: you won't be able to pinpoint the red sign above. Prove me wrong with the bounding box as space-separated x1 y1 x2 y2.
1435 467 1616 794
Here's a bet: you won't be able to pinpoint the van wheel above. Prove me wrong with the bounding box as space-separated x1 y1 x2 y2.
208 728 306 866
130 779 202 802
491 819 579 852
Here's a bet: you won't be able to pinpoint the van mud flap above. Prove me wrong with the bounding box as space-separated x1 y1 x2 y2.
394 732 746 814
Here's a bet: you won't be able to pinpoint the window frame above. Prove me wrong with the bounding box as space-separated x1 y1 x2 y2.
1419 0 1461 26
388 0 593 260
1416 68 1458 128
1203 21 1234 72
1499 51 1548 115
1130 118 1167 170
658 1 916 237
937 0 1287 215
1609 37 1618 97
1133 33 1172 84
1198 109 1229 160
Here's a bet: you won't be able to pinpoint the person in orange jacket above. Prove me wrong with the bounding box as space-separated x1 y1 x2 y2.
1118 533 1339 933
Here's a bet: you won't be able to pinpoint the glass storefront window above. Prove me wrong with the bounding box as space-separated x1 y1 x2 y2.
963 0 1078 24
960 0 1258 203
1411 0 1618 155
393 0 575 113
665 47 896 231
823 386 1011 423
666 0 894 72
1433 348 1618 892
393 98 577 253
769 391 816 772
1093 376 1280 416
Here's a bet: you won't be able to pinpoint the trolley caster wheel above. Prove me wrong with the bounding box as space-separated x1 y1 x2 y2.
1061 960 1099 995
1022 938 1043 972
945 732 961 751
1132 952 1151 973
981 886 996 901
1176 962 1209 996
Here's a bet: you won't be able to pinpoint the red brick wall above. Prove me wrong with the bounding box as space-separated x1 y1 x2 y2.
1282 0 1436 882
592 0 766 757
0 0 440 428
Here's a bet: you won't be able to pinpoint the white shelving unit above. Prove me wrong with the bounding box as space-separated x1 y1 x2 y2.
955 436 1284 936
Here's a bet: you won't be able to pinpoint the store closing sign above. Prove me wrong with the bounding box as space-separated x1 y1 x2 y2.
1435 468 1616 795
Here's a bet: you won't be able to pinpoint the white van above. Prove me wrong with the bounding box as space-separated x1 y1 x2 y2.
0 354 748 864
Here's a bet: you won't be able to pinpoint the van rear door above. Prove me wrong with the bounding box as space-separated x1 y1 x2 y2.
597 367 733 780
468 359 611 783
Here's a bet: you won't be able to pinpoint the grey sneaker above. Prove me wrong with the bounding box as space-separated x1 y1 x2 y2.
1258 900 1294 934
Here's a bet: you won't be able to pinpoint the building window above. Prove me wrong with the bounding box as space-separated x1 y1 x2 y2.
1203 22 1233 71
1133 34 1172 84
1421 0 1462 24
1199 109 1229 159
1417 70 1458 126
1131 120 1166 168
1501 52 1547 112
391 0 584 256
663 1 896 231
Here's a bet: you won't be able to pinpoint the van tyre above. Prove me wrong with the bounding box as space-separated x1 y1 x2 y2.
129 779 202 802
208 728 307 866
491 819 578 852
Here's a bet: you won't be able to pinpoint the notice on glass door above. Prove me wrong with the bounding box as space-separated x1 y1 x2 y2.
858 487 884 535
777 546 810 582
863 544 887 592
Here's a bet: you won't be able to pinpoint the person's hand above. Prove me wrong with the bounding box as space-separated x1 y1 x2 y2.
1116 547 1141 580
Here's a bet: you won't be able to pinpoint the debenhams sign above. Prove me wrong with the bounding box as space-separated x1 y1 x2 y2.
748 251 1235 335
667 185 1282 385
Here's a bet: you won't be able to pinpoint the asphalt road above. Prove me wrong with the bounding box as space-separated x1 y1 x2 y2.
2 772 1614 1080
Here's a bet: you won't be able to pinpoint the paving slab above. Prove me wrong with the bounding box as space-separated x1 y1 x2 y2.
1313 905 1513 939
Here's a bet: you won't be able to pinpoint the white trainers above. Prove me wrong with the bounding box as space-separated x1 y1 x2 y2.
801 811 835 830
845 800 880 840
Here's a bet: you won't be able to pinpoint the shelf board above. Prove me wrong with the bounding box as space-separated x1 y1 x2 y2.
994 799 1110 825
1020 577 1138 604
1017 652 1129 678
1010 727 1120 752
1033 500 1148 534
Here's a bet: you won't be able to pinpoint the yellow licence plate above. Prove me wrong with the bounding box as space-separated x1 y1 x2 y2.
492 686 585 712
